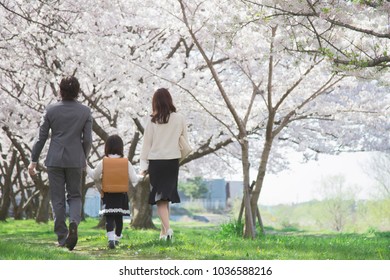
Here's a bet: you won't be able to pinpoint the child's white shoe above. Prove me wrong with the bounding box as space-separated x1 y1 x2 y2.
166 229 174 241
107 231 116 249
115 234 122 245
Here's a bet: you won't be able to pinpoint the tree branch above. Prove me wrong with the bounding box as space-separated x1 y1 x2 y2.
0 1 75 34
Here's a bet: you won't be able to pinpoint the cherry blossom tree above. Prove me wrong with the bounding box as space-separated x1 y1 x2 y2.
243 0 390 77
166 0 389 237
0 0 388 239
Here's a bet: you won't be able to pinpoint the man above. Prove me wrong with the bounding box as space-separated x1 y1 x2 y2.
28 76 93 250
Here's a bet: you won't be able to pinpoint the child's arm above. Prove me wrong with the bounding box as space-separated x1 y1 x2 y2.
128 162 140 187
86 160 103 194
86 160 103 181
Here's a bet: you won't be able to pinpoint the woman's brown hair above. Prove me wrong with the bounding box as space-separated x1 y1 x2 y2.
151 88 176 124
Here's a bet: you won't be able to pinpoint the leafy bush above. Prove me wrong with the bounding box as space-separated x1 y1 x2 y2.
218 220 243 238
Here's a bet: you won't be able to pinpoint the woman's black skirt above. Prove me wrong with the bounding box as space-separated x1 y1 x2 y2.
148 159 180 205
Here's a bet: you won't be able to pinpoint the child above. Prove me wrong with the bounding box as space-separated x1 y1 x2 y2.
87 135 139 249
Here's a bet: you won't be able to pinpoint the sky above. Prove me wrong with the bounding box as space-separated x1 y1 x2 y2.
254 151 377 205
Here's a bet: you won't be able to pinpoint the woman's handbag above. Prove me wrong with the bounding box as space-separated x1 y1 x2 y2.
179 135 192 161
102 157 129 193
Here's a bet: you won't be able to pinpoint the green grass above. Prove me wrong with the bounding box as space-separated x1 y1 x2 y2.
0 218 389 260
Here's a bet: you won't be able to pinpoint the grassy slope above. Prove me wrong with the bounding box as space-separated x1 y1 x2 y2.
0 218 389 260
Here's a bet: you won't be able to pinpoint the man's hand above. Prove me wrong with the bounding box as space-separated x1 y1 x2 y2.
28 162 37 176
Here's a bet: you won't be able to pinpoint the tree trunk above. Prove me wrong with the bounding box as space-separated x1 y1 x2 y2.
241 141 256 239
251 139 273 233
130 176 156 229
0 150 17 221
256 207 265 235
238 195 244 223
22 189 40 219
95 216 106 229
238 181 255 222
2 125 50 222
0 183 11 221
249 25 277 231
35 186 50 223
11 188 24 220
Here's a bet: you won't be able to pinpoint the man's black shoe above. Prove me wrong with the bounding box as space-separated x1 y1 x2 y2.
65 222 78 251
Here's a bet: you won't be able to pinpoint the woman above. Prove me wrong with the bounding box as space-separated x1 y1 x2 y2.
140 88 190 240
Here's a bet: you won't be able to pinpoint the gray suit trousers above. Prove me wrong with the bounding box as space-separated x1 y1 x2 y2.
47 167 82 245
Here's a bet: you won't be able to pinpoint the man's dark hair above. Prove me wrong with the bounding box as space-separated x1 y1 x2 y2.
59 76 80 100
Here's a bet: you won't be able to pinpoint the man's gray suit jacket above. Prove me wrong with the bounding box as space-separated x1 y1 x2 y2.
31 100 93 168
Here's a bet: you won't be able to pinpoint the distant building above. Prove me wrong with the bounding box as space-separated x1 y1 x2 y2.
84 179 245 216
205 178 227 209
227 181 244 200
84 188 100 217
176 178 244 211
